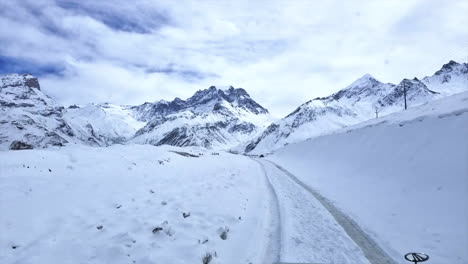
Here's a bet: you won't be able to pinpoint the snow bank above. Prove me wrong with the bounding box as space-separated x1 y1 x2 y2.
269 92 468 263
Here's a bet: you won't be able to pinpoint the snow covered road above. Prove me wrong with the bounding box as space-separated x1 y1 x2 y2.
255 159 394 264
259 159 397 264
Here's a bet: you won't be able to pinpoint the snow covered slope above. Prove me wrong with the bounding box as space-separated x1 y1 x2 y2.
244 60 467 153
0 74 75 150
0 74 148 149
131 86 273 149
422 60 468 95
0 145 276 264
64 103 146 145
268 91 468 264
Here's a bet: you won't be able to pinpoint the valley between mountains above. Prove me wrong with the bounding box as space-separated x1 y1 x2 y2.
1 60 467 264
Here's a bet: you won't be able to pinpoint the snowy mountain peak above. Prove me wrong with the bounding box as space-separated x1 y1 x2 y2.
348 73 380 87
379 78 437 107
326 73 388 102
132 85 268 122
130 85 272 149
0 74 55 108
422 60 468 95
0 73 41 90
185 85 259 109
435 60 467 76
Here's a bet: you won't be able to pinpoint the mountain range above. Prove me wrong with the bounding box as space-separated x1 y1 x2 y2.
1 60 466 151
242 60 467 153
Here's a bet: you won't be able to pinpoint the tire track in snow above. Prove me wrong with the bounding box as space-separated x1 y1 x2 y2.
254 159 282 264
264 159 397 264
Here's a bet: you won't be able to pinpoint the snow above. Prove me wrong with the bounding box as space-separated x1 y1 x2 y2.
64 104 146 140
131 105 274 149
1 63 467 263
0 74 36 88
422 62 468 96
130 85 274 149
1 138 402 264
0 75 75 150
243 62 467 154
0 144 276 264
268 91 468 264
256 160 372 264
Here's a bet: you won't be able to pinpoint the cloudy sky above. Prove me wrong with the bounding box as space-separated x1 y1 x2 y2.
0 0 467 116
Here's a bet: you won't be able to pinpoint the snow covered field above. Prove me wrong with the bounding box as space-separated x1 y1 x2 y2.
269 92 468 263
0 145 276 264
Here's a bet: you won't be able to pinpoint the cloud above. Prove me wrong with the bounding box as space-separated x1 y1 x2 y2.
0 0 467 116
0 55 66 76
145 66 219 82
55 0 171 34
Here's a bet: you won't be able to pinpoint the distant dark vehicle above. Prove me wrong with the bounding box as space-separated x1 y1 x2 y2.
259 154 265 158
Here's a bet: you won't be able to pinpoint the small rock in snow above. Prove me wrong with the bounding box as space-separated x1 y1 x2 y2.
218 226 230 240
152 227 163 234
202 252 212 264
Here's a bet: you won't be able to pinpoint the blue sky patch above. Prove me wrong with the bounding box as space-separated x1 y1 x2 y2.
0 55 66 77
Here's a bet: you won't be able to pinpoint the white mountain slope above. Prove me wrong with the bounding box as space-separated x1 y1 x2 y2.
422 60 468 95
0 74 272 150
268 91 468 264
243 60 467 154
130 86 273 149
0 74 146 150
0 74 75 150
64 103 146 145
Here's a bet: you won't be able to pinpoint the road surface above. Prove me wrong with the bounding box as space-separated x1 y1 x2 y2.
255 159 397 264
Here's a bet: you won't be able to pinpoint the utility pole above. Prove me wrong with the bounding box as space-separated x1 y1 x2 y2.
375 107 379 118
403 81 407 110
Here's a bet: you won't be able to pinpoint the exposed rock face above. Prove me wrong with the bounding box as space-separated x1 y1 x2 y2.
9 140 34 150
24 77 41 90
